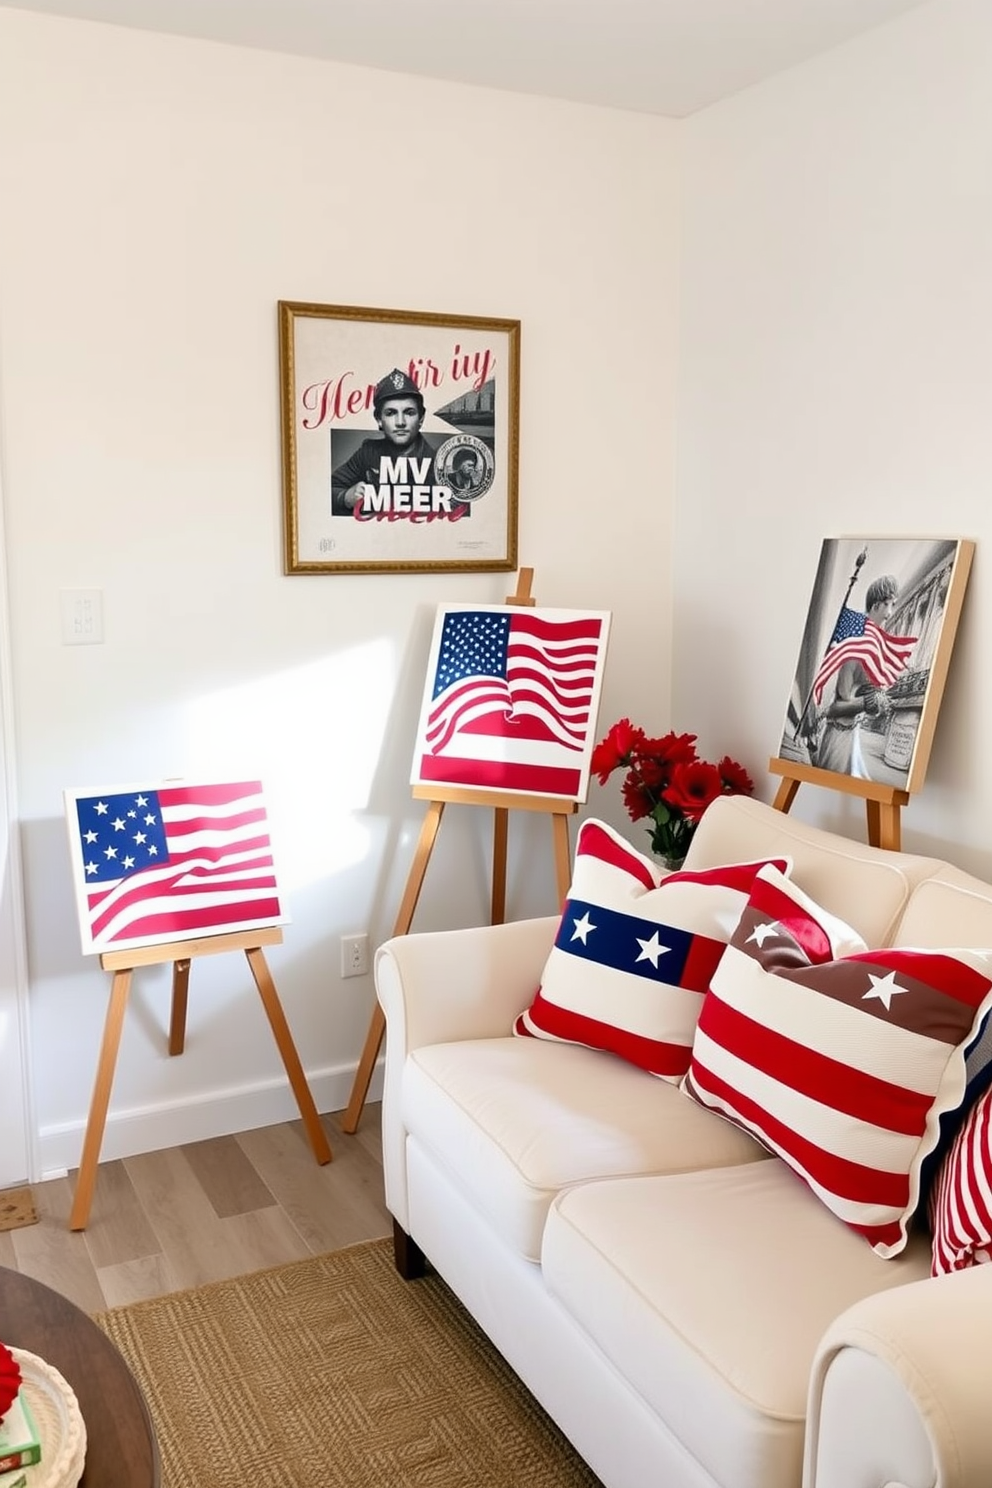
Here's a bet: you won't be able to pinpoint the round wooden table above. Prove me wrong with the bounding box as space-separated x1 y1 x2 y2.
0 1268 159 1486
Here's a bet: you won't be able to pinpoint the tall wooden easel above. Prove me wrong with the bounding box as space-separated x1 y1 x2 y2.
768 757 909 850
341 567 577 1134
69 926 332 1232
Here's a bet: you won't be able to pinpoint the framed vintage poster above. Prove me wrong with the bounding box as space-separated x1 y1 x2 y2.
64 777 288 954
775 536 974 796
279 301 520 575
410 603 612 802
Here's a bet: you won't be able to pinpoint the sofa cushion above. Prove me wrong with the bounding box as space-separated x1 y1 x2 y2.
892 863 992 947
683 864 992 1257
686 795 945 946
929 1083 992 1275
513 816 788 1081
400 1036 770 1262
542 1163 931 1488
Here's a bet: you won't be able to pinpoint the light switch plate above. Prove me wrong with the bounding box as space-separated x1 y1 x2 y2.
60 589 103 645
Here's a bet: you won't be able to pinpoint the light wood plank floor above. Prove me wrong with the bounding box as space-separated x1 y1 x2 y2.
0 1106 391 1315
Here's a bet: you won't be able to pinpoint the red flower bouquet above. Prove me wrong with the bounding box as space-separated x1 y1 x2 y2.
590 720 754 866
0 1340 21 1421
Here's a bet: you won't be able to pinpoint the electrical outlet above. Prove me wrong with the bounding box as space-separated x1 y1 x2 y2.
341 933 369 979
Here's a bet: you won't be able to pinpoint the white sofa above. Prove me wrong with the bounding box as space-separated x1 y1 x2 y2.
374 795 992 1488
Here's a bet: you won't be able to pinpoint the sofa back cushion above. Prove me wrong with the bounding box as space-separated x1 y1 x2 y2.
894 866 992 946
686 796 943 948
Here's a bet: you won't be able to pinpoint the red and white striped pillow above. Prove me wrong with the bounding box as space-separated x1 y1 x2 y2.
512 818 789 1082
682 863 992 1258
929 1084 992 1275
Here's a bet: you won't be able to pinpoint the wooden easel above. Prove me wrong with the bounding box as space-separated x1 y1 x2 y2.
69 926 332 1232
768 757 909 850
341 567 577 1134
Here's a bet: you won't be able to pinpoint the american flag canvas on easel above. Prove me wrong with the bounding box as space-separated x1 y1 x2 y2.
411 604 612 802
64 778 288 955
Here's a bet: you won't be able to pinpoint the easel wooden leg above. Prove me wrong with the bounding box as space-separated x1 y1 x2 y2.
393 800 447 937
69 968 133 1232
341 800 447 1134
69 926 326 1229
245 947 332 1165
868 799 901 851
866 799 881 848
169 956 191 1055
493 809 569 921
771 777 801 815
343 1005 387 1136
551 813 572 903
769 756 907 850
491 807 509 925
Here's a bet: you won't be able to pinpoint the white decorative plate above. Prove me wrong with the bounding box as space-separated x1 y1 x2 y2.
2 1348 86 1488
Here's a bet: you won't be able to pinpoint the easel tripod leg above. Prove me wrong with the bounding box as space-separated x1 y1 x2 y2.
341 799 446 1134
342 1003 386 1136
69 968 133 1232
245 948 332 1164
771 778 800 814
867 799 901 851
169 956 191 1055
491 807 509 925
551 813 572 904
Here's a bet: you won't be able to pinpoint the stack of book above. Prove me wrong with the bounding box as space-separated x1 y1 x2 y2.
0 1385 42 1481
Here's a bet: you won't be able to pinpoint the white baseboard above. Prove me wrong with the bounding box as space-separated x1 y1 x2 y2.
37 1061 384 1180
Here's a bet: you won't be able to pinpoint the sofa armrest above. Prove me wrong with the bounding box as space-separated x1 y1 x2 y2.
375 916 558 1232
374 915 559 1051
805 1265 992 1488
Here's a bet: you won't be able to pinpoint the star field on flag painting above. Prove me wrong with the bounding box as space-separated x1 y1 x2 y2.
64 778 288 955
411 603 612 801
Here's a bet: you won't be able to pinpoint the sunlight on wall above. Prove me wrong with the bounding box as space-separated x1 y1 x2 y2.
182 641 396 887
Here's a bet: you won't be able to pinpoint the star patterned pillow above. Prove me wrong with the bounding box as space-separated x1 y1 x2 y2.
682 863 992 1257
512 817 790 1081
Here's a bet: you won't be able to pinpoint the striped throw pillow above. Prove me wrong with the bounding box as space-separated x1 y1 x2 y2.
929 1084 992 1275
682 863 992 1258
512 817 789 1082
917 1007 992 1219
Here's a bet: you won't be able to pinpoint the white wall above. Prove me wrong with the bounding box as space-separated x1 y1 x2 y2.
676 0 991 867
0 8 680 1175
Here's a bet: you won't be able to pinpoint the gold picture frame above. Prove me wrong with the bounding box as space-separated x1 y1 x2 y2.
279 301 520 575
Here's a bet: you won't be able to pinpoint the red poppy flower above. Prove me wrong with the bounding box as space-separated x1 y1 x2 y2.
621 775 653 822
636 756 669 792
662 760 725 822
718 756 754 795
641 732 699 770
590 717 645 785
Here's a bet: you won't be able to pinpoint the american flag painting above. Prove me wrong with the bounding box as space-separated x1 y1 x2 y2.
411 604 611 801
64 778 288 955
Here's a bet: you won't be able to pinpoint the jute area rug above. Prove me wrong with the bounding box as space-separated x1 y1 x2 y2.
95 1237 604 1488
